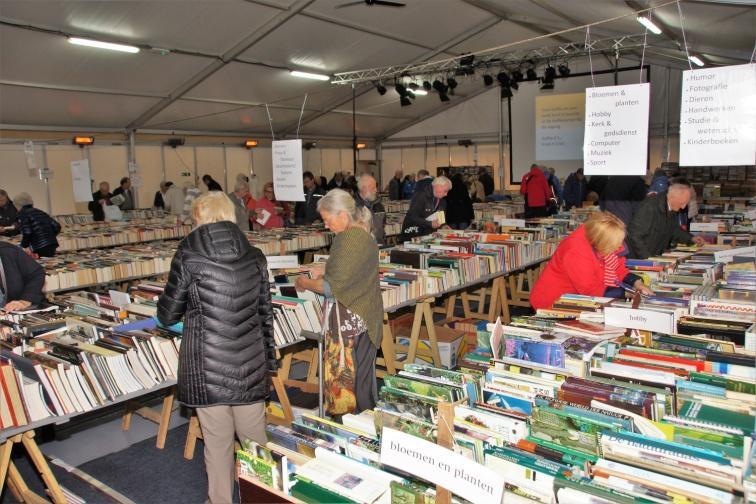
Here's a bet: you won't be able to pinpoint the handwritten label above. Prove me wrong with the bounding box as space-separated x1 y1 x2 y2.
713 246 755 263
272 139 305 202
603 307 675 334
583 83 650 175
380 428 505 504
679 64 756 166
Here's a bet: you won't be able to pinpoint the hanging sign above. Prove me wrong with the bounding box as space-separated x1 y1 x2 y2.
70 159 93 202
380 428 505 504
24 140 37 172
679 64 756 166
583 83 650 176
272 139 305 202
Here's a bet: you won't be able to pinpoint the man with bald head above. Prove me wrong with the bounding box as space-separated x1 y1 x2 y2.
626 178 705 259
356 174 386 245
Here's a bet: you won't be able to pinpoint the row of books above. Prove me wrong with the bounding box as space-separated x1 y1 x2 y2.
0 299 181 432
54 209 169 227
472 201 523 222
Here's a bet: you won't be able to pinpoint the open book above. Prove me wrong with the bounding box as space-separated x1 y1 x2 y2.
256 208 271 226
425 210 445 225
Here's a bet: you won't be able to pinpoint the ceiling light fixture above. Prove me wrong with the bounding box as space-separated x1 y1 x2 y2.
511 69 524 82
483 74 494 86
636 16 662 35
400 95 412 107
558 63 570 76
68 37 139 53
244 140 258 149
304 141 317 150
526 68 537 80
374 81 387 95
689 55 705 67
412 89 428 96
422 80 432 91
290 70 330 81
432 79 450 103
356 142 367 149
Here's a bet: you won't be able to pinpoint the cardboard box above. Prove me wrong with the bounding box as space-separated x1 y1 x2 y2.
394 325 465 369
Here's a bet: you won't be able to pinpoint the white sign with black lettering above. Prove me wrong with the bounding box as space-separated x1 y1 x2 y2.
380 428 505 504
679 64 756 166
603 307 675 334
70 159 93 202
690 222 720 232
495 217 526 228
583 83 650 176
713 246 755 263
272 139 305 202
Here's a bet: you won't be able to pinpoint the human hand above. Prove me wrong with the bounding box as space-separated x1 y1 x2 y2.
692 236 706 246
3 300 31 312
431 220 442 229
294 276 308 291
633 280 654 296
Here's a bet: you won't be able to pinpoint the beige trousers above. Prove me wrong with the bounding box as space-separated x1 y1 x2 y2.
196 402 267 504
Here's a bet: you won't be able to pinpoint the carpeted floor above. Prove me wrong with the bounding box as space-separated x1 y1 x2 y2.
2 424 212 504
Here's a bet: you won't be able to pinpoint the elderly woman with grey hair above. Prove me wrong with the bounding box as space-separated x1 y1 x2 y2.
295 188 383 414
0 189 19 236
15 192 60 257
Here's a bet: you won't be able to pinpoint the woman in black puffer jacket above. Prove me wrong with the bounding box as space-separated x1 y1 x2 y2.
157 191 277 504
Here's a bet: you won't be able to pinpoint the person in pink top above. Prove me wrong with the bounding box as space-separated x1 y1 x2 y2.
254 182 286 228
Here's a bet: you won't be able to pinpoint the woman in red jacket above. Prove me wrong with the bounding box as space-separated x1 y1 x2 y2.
531 211 652 309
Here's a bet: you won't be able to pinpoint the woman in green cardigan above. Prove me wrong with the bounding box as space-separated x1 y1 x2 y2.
295 189 384 413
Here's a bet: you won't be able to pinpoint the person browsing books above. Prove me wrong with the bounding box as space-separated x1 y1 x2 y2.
157 191 277 504
531 211 653 309
0 189 19 236
0 241 45 312
355 174 386 245
15 192 61 258
294 189 383 415
626 178 705 259
401 175 451 239
294 171 326 225
254 182 286 229
112 177 134 211
88 181 112 222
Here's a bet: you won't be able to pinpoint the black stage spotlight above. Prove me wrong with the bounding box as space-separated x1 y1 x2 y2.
459 54 475 67
408 82 419 91
432 79 446 92
511 69 524 82
543 65 556 83
407 89 415 99
400 95 412 107
395 83 408 96
422 80 432 91
496 71 510 87
447 77 457 89
510 79 519 91
483 74 493 86
501 87 513 99
558 63 570 76
374 81 387 95
440 93 450 102
526 68 537 80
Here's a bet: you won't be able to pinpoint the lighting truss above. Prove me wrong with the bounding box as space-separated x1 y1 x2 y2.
331 34 650 85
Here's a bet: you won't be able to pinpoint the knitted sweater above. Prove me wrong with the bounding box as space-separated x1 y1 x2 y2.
325 227 383 347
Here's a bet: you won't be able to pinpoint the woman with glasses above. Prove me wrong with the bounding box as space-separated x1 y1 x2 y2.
254 182 287 228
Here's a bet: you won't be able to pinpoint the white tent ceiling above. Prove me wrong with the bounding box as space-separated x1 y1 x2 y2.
0 0 753 140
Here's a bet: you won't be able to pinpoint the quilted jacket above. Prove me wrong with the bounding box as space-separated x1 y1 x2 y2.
157 221 277 407
18 205 60 252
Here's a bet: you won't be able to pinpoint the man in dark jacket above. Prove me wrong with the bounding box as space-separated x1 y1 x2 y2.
387 170 403 200
15 193 60 257
445 173 474 230
600 176 647 226
0 189 19 236
157 191 277 504
327 171 346 191
112 177 135 211
414 169 434 193
562 168 587 210
401 176 451 238
479 168 494 198
294 171 326 225
626 180 705 259
355 174 386 245
89 181 112 221
0 241 45 311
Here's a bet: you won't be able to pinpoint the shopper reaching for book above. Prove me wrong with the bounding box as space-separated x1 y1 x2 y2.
157 191 277 504
295 189 383 415
531 211 652 310
0 241 45 312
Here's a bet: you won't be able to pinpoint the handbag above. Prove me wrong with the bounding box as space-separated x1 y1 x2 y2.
321 298 358 416
103 204 124 222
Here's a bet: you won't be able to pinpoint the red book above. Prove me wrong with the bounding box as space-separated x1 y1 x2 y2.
617 349 705 372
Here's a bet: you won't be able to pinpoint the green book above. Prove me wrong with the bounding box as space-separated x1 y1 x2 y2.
290 476 356 503
679 400 754 435
383 375 457 402
237 449 278 489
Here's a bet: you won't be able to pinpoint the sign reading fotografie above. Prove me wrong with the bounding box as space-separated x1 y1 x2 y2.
679 64 756 166
583 83 650 176
380 428 504 504
272 139 305 202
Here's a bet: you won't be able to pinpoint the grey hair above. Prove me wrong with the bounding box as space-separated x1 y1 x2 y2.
432 175 452 189
14 192 33 207
317 188 372 234
0 189 8 199
234 180 249 192
357 174 376 191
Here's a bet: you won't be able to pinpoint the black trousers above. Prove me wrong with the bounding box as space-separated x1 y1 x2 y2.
525 206 549 218
353 331 379 413
34 244 57 257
